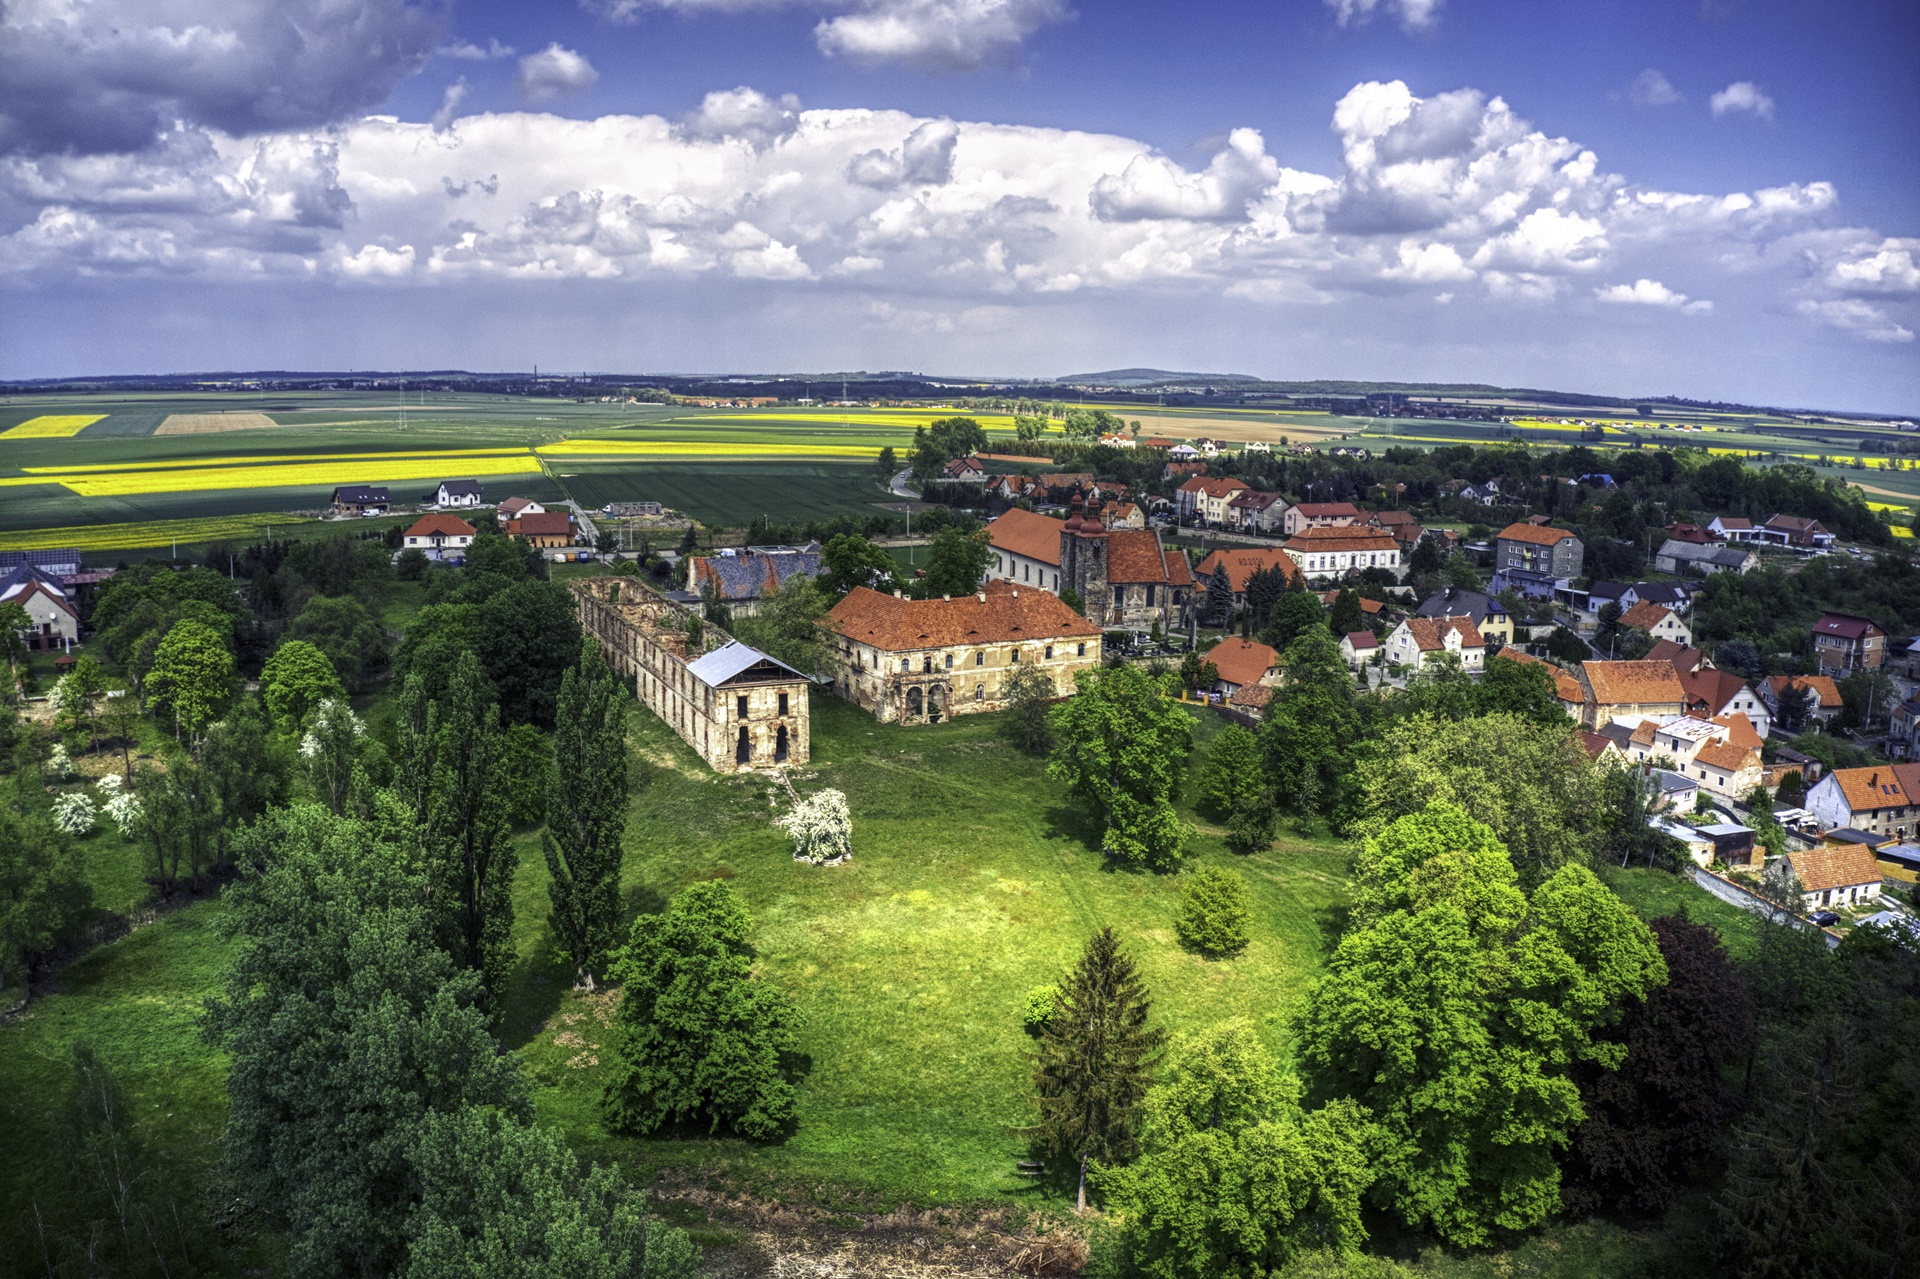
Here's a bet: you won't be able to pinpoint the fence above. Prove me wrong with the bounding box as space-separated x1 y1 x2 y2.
1685 865 1840 949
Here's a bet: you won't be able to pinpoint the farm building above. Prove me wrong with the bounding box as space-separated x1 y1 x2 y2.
332 485 389 515
506 511 574 547
572 579 809 772
0 549 83 577
820 580 1101 725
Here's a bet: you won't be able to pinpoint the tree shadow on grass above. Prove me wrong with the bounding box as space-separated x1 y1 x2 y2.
1042 802 1104 854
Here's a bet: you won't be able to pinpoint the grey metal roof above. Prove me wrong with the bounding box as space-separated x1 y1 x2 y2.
438 478 483 495
685 640 806 688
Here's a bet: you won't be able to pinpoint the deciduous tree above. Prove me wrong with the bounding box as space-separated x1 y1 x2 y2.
1257 629 1356 820
919 525 994 598
1048 665 1193 871
1003 663 1056 755
0 793 89 1003
603 880 803 1141
261 639 345 729
145 618 233 744
544 646 630 987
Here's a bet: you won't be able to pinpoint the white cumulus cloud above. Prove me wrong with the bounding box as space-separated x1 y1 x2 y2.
516 45 599 101
582 0 1071 66
1622 69 1682 107
1090 129 1281 222
1797 299 1913 343
1711 81 1774 120
1596 278 1711 313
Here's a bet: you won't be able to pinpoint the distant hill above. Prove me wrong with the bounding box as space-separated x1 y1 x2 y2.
1058 368 1261 385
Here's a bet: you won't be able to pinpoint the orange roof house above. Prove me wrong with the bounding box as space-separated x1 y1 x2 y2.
1491 648 1584 716
506 511 574 546
1203 636 1281 692
1806 763 1920 839
1577 659 1687 728
1786 843 1884 912
1194 548 1305 603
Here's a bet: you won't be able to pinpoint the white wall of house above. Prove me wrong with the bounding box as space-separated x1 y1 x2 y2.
987 551 1061 594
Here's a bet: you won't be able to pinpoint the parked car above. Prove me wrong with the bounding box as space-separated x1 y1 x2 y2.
1810 910 1841 927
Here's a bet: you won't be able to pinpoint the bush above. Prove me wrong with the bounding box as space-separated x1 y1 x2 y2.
777 788 852 865
52 790 96 836
395 547 429 580
1023 984 1059 1035
1174 865 1251 957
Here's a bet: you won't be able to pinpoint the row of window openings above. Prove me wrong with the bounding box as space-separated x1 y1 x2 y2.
737 692 791 720
894 643 1086 674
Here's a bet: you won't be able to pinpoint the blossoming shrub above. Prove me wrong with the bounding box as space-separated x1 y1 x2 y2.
777 789 852 865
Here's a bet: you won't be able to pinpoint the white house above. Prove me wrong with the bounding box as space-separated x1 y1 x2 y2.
1805 765 1920 839
986 508 1064 593
1786 845 1883 913
403 513 478 557
1283 527 1401 580
432 479 484 508
1383 615 1485 672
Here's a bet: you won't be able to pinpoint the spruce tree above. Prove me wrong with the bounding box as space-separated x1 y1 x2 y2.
1031 926 1165 1210
544 646 631 988
1204 563 1234 628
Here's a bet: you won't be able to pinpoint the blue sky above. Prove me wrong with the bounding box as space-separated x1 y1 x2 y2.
1 0 1915 409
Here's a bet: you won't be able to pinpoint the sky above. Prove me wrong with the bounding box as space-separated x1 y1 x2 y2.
0 0 1915 411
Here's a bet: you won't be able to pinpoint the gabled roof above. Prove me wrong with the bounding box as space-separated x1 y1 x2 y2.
1619 600 1675 630
1813 612 1884 641
508 511 572 537
1401 615 1484 652
1497 522 1577 546
987 508 1065 567
1416 586 1505 623
1177 476 1252 498
1369 509 1418 527
1344 629 1379 650
405 513 477 538
1694 739 1760 774
1194 547 1303 592
1679 666 1751 715
1766 674 1842 708
685 640 807 687
438 478 483 496
1787 843 1883 893
498 496 540 516
1766 514 1829 534
1645 640 1709 673
1204 636 1280 688
1582 659 1686 706
1578 730 1620 761
1493 648 1585 704
332 484 388 503
1228 489 1288 510
1293 501 1360 518
1712 516 1754 530
0 549 82 574
1822 764 1920 814
0 577 77 619
821 580 1100 650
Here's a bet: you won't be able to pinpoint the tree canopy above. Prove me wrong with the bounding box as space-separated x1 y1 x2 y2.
1048 665 1193 871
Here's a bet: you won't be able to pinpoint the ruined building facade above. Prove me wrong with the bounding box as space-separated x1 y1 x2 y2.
571 578 809 772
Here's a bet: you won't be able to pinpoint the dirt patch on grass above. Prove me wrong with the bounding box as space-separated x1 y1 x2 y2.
155 412 278 435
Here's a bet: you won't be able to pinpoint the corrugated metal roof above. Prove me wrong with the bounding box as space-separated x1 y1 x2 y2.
685 640 806 688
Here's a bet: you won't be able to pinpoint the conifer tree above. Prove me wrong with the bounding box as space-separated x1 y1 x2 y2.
544 646 631 988
1031 926 1166 1210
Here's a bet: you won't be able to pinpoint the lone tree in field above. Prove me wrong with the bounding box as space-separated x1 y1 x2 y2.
602 881 802 1141
1174 865 1252 958
1048 665 1193 871
1031 926 1165 1211
544 645 631 988
1002 663 1056 755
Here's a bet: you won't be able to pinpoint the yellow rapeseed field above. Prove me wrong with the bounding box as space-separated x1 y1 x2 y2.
3 513 315 551
536 440 882 459
52 454 543 497
26 447 531 475
1 415 106 439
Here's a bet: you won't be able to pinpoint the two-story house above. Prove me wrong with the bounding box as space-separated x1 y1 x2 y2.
1805 764 1920 839
1577 659 1686 729
1282 527 1400 581
1492 523 1582 598
1384 615 1486 672
1282 502 1361 536
1811 612 1886 674
403 513 476 558
1618 600 1692 647
1415 586 1513 647
1175 476 1252 526
987 508 1066 593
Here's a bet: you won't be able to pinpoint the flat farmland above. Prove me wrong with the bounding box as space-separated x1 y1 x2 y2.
559 460 893 528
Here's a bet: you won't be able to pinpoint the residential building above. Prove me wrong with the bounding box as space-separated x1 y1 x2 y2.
1204 636 1281 697
572 578 809 772
1760 514 1835 550
1619 600 1692 647
1785 845 1883 912
506 511 575 548
1491 649 1586 718
1760 674 1844 728
1645 639 1710 675
1662 522 1715 546
940 457 986 483
1281 502 1361 535
1891 696 1920 759
1492 523 1582 597
1364 509 1426 550
1708 516 1758 542
1691 738 1765 801
1162 460 1207 484
0 549 83 577
1059 515 1194 633
1175 476 1253 525
1678 665 1770 736
1650 768 1700 814
1193 548 1305 612
1226 489 1290 534
987 508 1065 593
1805 764 1920 839
1384 615 1486 672
499 496 546 520
429 479 484 508
819 580 1101 724
1578 659 1686 729
1811 611 1886 674
1101 502 1146 530
685 545 824 618
331 484 389 516
1414 586 1513 646
1340 630 1380 669
402 513 476 557
1634 582 1698 614
1283 527 1401 580
0 564 79 649
1654 540 1758 576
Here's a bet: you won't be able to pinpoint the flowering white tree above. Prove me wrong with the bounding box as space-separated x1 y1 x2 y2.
44 743 73 780
777 788 853 865
300 698 363 814
98 773 143 838
53 790 96 836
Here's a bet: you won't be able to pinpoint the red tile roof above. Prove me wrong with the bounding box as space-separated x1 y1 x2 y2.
406 513 477 538
1787 843 1883 893
1645 640 1709 673
1679 666 1752 716
1695 739 1759 775
821 579 1100 650
1813 612 1884 641
1194 547 1304 592
508 511 572 538
1493 648 1584 704
1619 600 1675 630
1344 629 1379 650
1178 476 1253 498
1497 522 1578 547
1107 529 1183 583
1582 659 1686 706
1284 527 1398 554
1767 674 1842 708
988 509 1065 567
1824 764 1920 815
1403 615 1484 652
1205 636 1280 688
1293 501 1360 518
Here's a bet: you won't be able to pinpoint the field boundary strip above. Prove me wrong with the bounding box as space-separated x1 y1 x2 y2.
1 415 106 439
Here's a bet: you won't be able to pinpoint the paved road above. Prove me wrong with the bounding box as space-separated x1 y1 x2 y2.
565 499 599 547
889 468 919 498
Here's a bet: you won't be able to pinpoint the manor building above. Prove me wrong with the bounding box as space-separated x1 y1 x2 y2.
820 580 1101 724
571 578 809 772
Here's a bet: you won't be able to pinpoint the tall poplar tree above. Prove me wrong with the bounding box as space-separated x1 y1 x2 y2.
1031 925 1165 1211
544 646 630 988
397 655 517 1009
